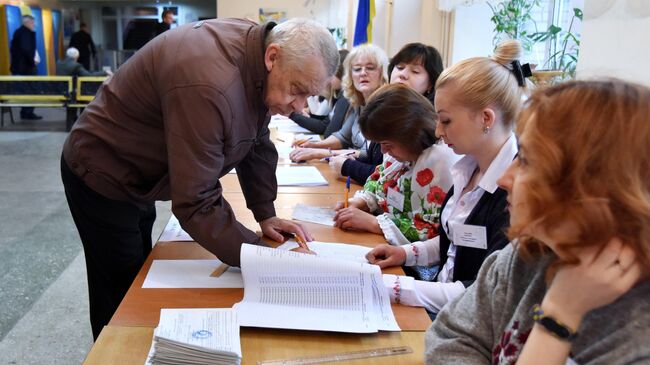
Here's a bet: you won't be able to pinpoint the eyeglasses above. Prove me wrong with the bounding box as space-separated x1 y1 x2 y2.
352 65 379 74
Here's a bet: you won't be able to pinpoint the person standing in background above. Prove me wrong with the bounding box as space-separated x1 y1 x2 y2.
69 23 97 70
156 9 174 36
10 14 42 120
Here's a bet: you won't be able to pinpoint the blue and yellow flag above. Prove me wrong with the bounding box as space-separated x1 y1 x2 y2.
353 0 375 46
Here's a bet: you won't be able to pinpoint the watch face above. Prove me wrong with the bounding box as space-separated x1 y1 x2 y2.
540 317 571 339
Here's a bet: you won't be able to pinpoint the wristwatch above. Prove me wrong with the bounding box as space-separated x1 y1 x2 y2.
532 304 578 341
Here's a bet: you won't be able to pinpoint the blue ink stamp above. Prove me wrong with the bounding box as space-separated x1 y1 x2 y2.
192 329 212 339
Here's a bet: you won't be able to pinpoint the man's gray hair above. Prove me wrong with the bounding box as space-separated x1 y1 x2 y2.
265 18 339 77
66 47 80 60
22 15 35 23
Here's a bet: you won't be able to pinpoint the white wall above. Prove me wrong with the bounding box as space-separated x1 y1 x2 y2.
450 2 494 64
577 0 650 86
217 0 445 58
217 0 333 25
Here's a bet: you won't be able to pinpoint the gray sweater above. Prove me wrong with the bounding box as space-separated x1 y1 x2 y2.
426 244 650 365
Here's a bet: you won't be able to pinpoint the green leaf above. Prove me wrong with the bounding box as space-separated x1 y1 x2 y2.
574 8 583 20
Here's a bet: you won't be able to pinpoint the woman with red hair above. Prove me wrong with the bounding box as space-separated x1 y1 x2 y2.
426 79 650 364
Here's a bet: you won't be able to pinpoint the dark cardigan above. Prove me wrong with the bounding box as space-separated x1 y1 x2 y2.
340 141 383 185
434 186 511 288
289 96 350 138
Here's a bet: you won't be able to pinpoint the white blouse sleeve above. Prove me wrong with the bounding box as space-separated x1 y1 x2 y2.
382 274 467 313
376 214 411 246
353 189 380 213
402 236 441 266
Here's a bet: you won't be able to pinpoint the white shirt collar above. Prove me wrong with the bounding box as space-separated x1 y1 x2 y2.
450 133 518 195
479 133 518 194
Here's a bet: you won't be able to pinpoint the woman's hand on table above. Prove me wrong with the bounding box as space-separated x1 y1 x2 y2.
333 207 382 234
289 147 328 162
366 244 407 268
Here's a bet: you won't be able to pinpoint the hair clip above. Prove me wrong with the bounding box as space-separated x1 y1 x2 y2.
511 60 533 87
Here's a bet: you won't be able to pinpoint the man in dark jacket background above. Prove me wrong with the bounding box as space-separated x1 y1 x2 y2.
69 23 96 70
10 14 41 120
155 9 174 36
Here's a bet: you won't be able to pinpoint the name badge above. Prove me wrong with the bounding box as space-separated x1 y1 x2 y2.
386 188 405 212
453 224 488 249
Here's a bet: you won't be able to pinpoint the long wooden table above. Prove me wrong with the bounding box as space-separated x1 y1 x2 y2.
84 326 426 365
83 126 432 364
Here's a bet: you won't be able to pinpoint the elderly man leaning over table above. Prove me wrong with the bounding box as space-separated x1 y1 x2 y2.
60 17 339 340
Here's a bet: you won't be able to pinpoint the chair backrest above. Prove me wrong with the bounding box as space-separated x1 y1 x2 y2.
76 76 109 102
0 76 73 102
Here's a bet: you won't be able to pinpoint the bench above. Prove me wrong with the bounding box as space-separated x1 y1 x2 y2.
0 75 108 131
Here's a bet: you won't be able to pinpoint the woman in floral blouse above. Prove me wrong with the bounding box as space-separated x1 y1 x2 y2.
333 83 458 245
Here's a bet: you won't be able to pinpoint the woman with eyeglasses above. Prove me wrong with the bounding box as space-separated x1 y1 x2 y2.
328 43 445 185
289 44 388 162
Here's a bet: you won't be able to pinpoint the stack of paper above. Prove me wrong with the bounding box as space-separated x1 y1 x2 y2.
234 244 400 333
268 115 312 134
145 308 242 365
276 166 328 186
291 203 335 226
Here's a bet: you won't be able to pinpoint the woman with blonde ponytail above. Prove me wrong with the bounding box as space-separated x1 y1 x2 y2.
366 40 526 316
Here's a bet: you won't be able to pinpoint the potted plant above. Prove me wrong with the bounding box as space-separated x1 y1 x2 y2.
529 7 583 83
488 0 541 53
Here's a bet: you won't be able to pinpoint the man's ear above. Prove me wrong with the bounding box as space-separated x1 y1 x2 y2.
264 44 280 72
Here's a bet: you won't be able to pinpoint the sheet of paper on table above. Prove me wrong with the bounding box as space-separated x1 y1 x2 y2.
276 166 328 186
143 260 244 288
291 203 336 226
158 214 192 242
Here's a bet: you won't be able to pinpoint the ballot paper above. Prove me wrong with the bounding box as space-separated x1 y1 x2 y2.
276 240 371 264
292 133 320 142
145 308 241 365
275 144 294 161
158 215 192 242
291 203 335 226
268 115 313 134
234 244 400 333
143 260 243 288
276 166 328 186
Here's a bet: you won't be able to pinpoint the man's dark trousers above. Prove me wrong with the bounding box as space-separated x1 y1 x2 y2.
60 157 155 340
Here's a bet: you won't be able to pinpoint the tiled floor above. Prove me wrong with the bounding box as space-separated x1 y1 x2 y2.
0 108 171 364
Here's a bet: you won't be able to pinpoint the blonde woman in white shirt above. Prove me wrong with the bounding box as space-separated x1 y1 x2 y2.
366 40 530 314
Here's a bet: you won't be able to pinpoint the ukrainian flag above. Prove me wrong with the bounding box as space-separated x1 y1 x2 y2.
353 0 375 46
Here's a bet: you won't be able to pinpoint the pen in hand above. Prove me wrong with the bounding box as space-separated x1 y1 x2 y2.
344 176 351 208
323 151 356 162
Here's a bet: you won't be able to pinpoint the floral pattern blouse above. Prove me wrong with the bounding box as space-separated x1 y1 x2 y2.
355 143 459 245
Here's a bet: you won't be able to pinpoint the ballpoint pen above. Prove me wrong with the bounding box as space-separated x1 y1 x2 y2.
344 176 350 208
323 151 356 162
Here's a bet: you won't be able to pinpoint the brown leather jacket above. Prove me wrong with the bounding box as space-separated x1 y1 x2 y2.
63 19 278 266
